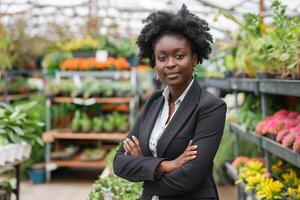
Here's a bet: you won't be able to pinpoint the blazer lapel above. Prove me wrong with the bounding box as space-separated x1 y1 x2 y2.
156 81 201 157
139 96 164 156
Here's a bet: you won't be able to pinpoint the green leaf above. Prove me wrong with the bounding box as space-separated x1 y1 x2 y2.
279 53 289 61
287 61 297 69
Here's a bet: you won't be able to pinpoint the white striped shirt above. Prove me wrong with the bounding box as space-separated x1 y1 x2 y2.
149 79 194 199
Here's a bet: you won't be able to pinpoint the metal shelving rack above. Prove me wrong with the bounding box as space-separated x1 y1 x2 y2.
200 78 300 199
0 158 28 200
44 70 139 181
0 69 42 103
0 69 42 200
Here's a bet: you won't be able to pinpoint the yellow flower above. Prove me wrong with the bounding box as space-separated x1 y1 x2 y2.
245 174 264 191
256 179 284 200
287 185 300 200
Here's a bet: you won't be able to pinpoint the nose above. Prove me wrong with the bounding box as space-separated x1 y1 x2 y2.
166 57 176 68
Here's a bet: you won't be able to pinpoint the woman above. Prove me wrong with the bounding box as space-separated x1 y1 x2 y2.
113 4 227 200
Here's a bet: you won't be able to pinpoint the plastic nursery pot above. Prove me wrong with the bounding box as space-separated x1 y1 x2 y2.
0 188 11 200
28 163 46 184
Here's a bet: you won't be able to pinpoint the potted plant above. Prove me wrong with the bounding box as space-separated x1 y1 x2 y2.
0 180 13 200
28 163 46 184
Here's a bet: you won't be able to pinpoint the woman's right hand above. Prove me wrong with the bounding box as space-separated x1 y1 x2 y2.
156 140 197 174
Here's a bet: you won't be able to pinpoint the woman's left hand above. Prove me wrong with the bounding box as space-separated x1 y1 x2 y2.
123 136 143 156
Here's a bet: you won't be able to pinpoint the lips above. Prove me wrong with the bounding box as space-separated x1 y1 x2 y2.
165 72 180 79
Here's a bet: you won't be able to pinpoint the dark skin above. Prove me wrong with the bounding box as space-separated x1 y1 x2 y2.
124 34 198 174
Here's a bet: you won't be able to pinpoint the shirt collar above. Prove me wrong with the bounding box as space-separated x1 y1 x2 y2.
162 78 194 104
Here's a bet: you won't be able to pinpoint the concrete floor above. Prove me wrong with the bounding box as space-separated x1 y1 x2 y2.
18 168 236 200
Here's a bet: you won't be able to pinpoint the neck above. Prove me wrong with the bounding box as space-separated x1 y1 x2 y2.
169 77 193 102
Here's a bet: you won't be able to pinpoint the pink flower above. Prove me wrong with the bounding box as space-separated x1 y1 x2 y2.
256 120 267 135
263 171 271 178
274 109 289 116
282 133 296 148
282 119 296 129
272 114 286 121
296 115 300 122
287 111 300 119
292 136 300 152
276 129 290 142
266 119 284 135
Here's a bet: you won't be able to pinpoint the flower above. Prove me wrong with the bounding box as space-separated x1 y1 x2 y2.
292 136 300 152
276 129 289 142
256 179 284 200
282 133 296 148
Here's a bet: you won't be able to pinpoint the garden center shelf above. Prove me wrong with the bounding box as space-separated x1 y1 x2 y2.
0 91 40 102
0 158 28 200
51 96 133 104
43 130 126 141
201 78 300 96
224 162 257 200
49 154 106 168
229 122 300 169
44 70 139 181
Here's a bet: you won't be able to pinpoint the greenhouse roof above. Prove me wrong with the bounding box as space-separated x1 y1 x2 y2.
0 0 299 40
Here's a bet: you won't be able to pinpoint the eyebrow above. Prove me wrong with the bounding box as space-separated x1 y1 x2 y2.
156 48 185 53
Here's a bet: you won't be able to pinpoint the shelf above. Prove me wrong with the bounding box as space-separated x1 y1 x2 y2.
51 97 133 104
229 122 300 168
0 91 40 101
202 78 300 96
49 154 106 168
200 79 231 90
224 162 257 199
230 78 259 94
0 158 28 168
261 137 300 168
43 130 127 142
229 122 261 146
259 79 300 97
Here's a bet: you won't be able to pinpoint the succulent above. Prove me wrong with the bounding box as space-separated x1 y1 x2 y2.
81 113 91 132
92 118 103 133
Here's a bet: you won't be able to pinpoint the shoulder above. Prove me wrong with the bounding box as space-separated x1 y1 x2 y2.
198 89 227 114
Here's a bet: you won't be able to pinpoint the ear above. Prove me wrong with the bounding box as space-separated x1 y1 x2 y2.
192 54 197 67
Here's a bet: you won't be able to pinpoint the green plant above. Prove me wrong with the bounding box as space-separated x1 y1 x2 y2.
93 118 104 132
42 51 72 71
88 175 142 200
0 101 44 146
71 111 81 132
81 113 92 132
0 23 14 69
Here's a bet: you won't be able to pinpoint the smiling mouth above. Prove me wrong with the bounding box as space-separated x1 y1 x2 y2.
165 72 180 79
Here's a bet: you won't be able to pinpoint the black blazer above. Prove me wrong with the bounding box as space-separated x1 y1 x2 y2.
113 80 227 200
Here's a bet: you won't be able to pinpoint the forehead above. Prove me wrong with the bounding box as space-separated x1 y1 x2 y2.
154 34 191 52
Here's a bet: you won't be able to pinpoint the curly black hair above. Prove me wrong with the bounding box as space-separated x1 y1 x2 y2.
137 4 213 68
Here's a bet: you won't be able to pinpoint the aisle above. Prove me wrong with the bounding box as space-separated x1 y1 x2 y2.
21 168 100 200
20 168 236 200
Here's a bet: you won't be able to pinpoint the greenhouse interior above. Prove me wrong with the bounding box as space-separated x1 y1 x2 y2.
1 0 300 199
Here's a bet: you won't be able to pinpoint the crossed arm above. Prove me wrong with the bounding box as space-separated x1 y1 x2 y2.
113 102 227 196
123 136 197 174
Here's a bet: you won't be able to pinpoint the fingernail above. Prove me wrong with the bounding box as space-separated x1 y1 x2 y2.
194 145 197 148
132 136 136 139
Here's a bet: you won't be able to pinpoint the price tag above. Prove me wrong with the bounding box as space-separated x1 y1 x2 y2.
96 50 108 62
73 75 82 88
84 98 96 106
73 98 84 105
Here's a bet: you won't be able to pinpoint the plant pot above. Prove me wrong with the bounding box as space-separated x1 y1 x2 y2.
4 144 18 163
0 188 11 200
15 144 25 160
22 142 32 158
0 147 7 166
28 164 46 184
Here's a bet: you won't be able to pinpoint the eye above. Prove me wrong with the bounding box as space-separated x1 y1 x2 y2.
158 56 166 62
175 54 184 59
